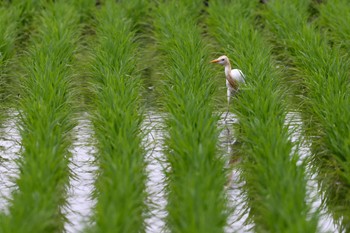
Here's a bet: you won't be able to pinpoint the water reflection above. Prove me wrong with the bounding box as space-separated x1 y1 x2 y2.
218 112 253 233
0 111 21 213
143 111 168 233
287 112 338 233
64 115 97 233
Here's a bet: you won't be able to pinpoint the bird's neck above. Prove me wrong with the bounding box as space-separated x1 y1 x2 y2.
224 62 232 78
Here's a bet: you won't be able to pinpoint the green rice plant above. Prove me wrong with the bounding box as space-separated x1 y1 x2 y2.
9 0 44 47
0 7 18 67
263 0 350 231
63 0 96 23
135 2 163 111
317 0 350 52
0 4 20 114
87 1 148 232
67 0 96 111
0 1 45 106
153 1 228 232
0 1 80 232
207 1 318 232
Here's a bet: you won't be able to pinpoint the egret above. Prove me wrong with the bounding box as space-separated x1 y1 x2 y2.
210 55 245 120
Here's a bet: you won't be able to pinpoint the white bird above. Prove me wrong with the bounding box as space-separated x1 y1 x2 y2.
211 55 245 119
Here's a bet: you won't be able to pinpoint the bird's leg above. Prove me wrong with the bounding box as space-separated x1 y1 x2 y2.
224 89 231 122
224 95 231 158
224 103 229 122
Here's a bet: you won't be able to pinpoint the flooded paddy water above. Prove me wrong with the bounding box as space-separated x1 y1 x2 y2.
0 111 21 214
0 110 340 232
144 111 168 233
0 0 348 232
287 113 337 233
64 115 97 233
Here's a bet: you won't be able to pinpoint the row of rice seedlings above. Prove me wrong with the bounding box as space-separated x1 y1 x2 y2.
61 2 97 232
0 3 20 117
153 1 228 232
1 1 45 107
87 1 148 232
0 1 80 232
68 0 96 112
0 0 40 216
262 0 350 230
8 0 44 48
317 0 350 52
207 1 317 232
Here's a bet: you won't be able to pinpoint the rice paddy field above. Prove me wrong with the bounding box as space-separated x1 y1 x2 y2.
0 0 349 232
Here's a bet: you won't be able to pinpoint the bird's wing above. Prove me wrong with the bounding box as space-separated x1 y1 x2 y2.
231 69 245 83
226 77 238 91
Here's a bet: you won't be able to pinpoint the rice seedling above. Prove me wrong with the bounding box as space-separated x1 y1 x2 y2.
87 1 148 232
0 6 17 69
263 0 350 230
68 0 96 111
153 1 228 232
317 0 350 52
207 1 318 232
9 0 44 47
0 1 45 106
0 4 20 115
0 1 80 232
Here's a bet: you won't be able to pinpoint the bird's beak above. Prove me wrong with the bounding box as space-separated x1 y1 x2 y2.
210 59 219 63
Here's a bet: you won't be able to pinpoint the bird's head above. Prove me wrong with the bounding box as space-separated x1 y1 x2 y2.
210 55 229 66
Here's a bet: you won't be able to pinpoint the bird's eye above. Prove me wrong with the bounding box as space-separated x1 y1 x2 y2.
221 59 225 61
